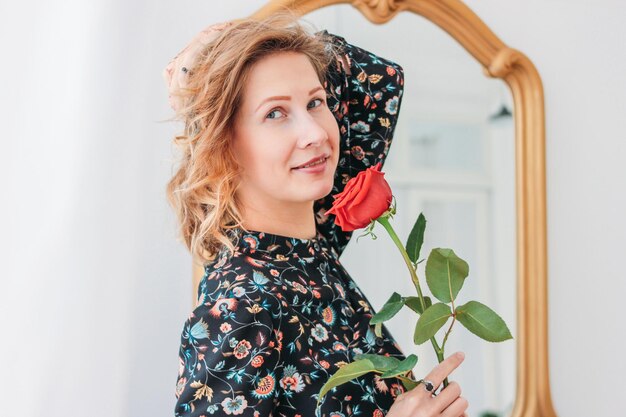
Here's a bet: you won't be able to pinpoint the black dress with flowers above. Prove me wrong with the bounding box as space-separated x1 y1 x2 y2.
174 31 406 417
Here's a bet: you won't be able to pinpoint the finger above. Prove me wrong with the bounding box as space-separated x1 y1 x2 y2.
196 21 235 45
440 396 468 417
422 352 465 390
432 381 461 412
162 62 174 86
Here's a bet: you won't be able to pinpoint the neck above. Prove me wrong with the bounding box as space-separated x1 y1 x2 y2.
238 198 317 240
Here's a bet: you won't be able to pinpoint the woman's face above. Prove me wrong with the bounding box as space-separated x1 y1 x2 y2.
232 51 340 211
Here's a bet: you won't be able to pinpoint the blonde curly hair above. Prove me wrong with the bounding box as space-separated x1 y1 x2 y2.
165 12 342 265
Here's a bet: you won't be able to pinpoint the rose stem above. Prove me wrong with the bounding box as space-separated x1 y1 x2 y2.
376 215 449 388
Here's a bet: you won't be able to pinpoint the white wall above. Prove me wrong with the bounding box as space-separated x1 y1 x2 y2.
1 1 624 416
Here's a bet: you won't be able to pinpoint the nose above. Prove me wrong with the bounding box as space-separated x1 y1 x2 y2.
296 112 328 148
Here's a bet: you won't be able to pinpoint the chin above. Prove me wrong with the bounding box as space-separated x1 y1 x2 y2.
317 176 336 199
300 178 335 202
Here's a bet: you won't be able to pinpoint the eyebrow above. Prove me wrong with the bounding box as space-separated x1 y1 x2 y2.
255 86 325 112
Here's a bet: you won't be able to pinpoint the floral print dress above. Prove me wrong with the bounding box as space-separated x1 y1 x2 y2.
175 31 406 417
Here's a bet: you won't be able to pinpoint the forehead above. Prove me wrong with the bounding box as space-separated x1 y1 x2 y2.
240 52 322 105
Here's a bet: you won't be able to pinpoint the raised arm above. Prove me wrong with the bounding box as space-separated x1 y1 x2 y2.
315 30 405 257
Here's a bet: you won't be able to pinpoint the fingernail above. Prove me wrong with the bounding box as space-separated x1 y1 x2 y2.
456 351 465 360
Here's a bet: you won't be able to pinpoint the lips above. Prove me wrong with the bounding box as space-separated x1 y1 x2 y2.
292 154 329 169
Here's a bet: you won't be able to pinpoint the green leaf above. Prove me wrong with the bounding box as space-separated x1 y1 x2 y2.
425 248 469 303
317 359 376 408
370 292 404 324
380 354 418 378
456 301 513 342
399 377 419 390
374 322 383 338
406 213 426 263
354 353 401 371
403 296 432 315
413 303 452 345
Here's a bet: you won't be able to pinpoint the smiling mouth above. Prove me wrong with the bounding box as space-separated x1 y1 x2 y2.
292 155 329 169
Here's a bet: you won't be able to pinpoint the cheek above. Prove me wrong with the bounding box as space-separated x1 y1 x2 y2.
237 131 292 175
326 116 341 156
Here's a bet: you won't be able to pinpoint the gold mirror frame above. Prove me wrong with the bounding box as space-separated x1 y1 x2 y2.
192 1 556 415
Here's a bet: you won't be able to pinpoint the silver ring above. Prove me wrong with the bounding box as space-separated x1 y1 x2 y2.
421 379 435 392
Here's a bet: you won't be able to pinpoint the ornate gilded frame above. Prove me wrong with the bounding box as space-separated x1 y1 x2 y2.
192 1 556 415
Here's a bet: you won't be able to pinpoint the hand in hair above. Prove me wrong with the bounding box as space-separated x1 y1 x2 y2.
163 20 238 113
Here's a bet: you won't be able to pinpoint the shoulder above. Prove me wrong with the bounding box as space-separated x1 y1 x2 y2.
197 249 283 312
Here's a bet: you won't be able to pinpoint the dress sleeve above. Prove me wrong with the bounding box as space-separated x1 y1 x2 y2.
314 30 405 257
174 270 282 416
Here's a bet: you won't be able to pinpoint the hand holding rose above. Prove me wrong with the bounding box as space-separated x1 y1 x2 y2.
319 161 512 413
386 352 468 417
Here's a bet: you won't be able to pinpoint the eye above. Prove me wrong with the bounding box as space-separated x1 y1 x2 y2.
308 98 324 109
265 98 325 120
265 108 285 120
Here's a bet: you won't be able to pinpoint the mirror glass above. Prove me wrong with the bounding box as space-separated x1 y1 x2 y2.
304 6 517 416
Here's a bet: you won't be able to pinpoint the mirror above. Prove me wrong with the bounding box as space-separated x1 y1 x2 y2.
303 5 516 416
193 1 556 416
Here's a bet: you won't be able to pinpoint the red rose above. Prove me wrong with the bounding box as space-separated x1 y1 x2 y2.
324 162 392 231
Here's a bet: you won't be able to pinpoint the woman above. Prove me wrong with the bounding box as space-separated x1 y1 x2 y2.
163 13 468 417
